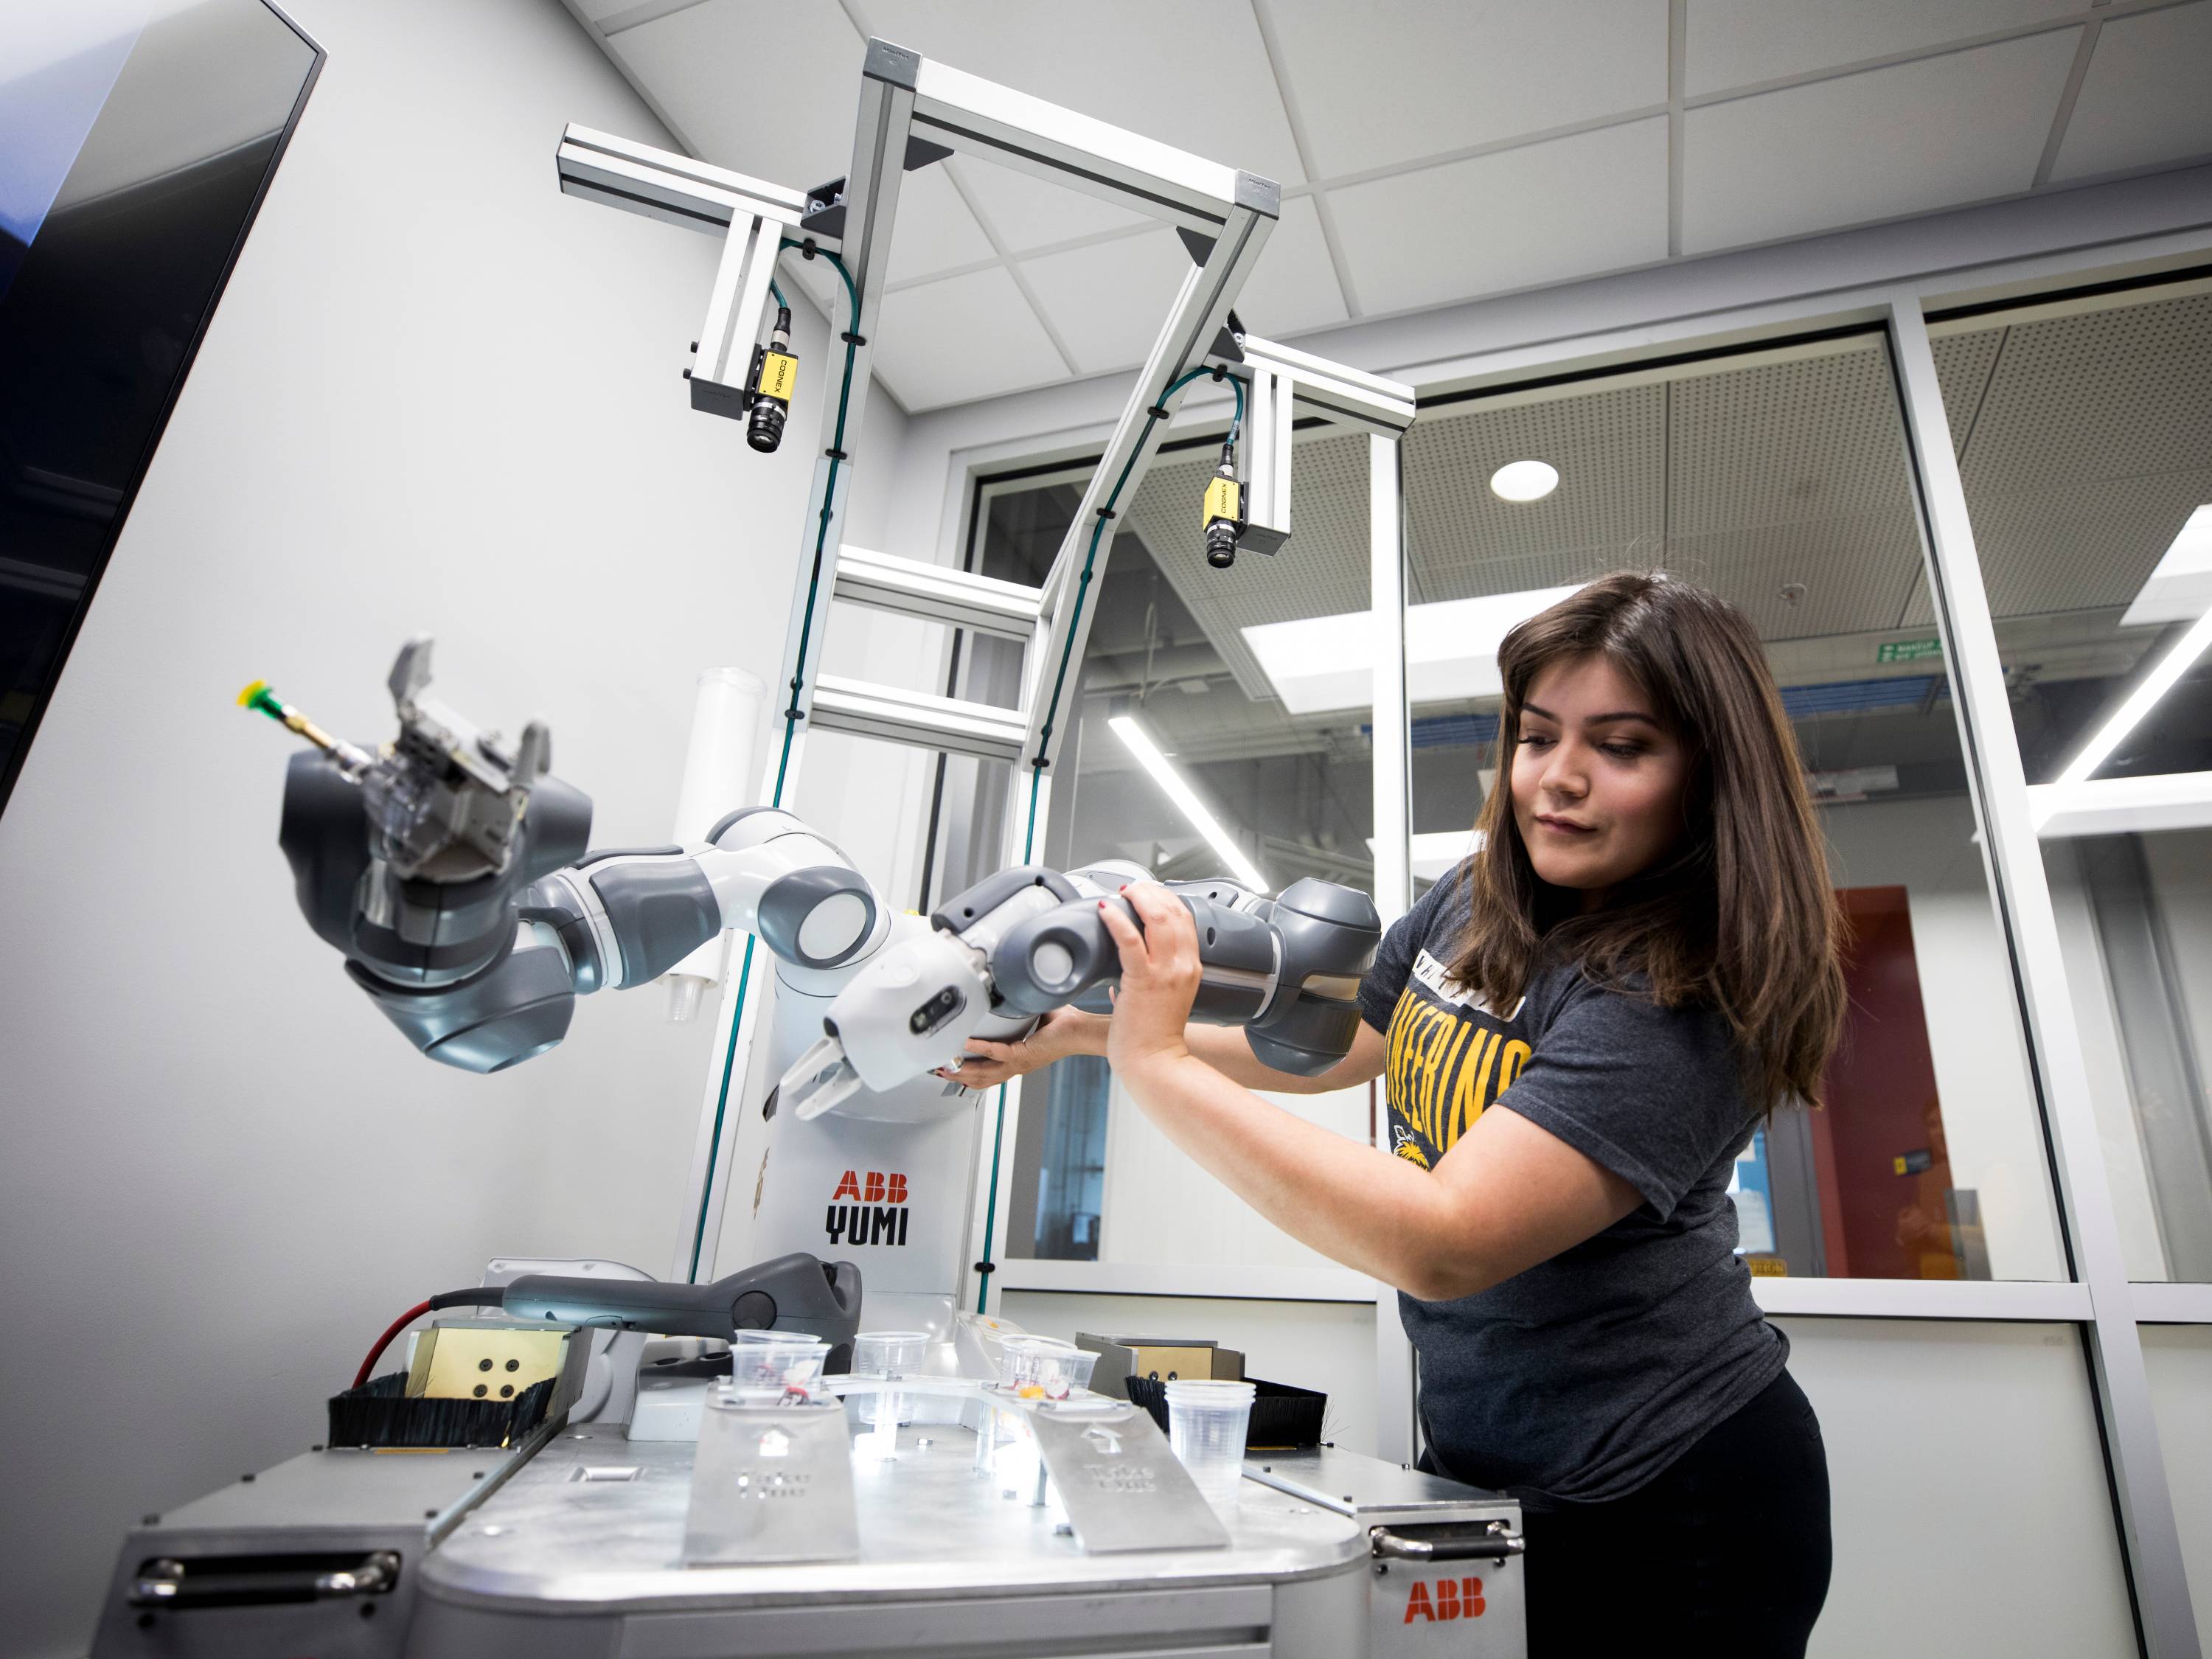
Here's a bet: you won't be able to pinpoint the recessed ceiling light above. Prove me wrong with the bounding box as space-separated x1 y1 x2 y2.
1489 459 1559 502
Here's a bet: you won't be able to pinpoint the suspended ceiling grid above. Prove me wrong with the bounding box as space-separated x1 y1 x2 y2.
1105 290 2208 768
563 0 2212 413
1123 338 1933 712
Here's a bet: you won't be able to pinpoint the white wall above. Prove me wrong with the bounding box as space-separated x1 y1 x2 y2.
1820 793 2068 1279
1098 1080 1371 1269
1000 1289 1380 1458
0 3 900 1650
1778 1318 2138 1658
2144 1324 2212 1655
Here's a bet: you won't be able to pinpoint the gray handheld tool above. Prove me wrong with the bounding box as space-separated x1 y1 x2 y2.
438 1253 863 1358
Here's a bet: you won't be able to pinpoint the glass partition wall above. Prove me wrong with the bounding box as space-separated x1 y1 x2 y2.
963 433 1388 1271
958 257 2212 1655
1400 333 2065 1283
1930 280 2212 1287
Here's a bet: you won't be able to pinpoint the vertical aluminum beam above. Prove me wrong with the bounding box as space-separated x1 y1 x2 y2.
675 45 916 1285
689 212 781 419
1241 364 1294 556
1888 296 2199 1659
1368 432 1417 1465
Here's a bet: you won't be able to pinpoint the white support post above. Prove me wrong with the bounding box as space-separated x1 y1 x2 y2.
1368 431 1418 1467
1888 296 2199 1659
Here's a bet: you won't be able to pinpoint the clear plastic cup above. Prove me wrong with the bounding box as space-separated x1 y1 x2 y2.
726 1332 830 1403
1164 1378 1255 1509
851 1329 931 1452
998 1335 1099 1402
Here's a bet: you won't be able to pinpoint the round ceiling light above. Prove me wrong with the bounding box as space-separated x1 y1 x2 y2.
1489 459 1559 502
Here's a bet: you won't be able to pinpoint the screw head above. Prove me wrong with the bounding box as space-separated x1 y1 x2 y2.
141 1513 159 1526
424 1508 439 1519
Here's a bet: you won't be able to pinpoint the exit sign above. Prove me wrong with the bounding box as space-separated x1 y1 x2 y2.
1877 637 1943 663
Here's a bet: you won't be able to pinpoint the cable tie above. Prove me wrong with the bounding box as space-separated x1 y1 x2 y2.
801 239 818 260
1095 507 1116 521
825 448 849 461
1146 404 1172 421
840 331 867 346
1211 364 1227 382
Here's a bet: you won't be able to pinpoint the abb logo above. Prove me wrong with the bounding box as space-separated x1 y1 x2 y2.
827 1169 909 1248
1403 1576 1486 1623
832 1170 908 1203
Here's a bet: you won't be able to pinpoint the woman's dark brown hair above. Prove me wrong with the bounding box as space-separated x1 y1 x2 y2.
1449 571 1846 1112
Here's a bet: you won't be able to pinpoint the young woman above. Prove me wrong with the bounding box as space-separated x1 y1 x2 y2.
945 571 1843 1654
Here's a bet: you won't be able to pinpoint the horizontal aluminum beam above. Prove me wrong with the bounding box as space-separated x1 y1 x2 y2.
2029 771 2212 839
556 124 820 240
902 49 1256 237
809 675 1027 765
832 545 1044 642
1237 334 1417 437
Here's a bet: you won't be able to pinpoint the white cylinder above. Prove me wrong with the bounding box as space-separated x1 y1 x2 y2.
662 668 766 1020
672 666 767 846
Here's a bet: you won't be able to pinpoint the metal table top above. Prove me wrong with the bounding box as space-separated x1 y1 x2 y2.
422 1421 1366 1613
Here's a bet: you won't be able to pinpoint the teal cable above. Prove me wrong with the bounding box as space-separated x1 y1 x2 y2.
980 360 1227 1310
769 276 787 308
689 242 862 1281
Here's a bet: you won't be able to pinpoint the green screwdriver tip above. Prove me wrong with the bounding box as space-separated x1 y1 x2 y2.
237 680 285 720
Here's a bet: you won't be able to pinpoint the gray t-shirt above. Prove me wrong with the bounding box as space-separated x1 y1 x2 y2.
1359 863 1786 1506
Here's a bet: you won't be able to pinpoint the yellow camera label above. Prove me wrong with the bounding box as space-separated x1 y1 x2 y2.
756 349 799 402
1202 474 1242 526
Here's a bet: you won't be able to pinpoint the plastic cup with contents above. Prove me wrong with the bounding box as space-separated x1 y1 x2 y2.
1165 1379 1256 1509
851 1329 931 1453
726 1331 830 1403
998 1335 1099 1402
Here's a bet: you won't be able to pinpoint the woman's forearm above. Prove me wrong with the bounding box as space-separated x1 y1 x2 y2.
1180 1023 1321 1092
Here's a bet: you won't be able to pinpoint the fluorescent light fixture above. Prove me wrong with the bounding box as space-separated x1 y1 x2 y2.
1489 459 1559 502
2050 604 2212 788
1108 715 1268 892
1242 584 1585 715
2121 504 2212 627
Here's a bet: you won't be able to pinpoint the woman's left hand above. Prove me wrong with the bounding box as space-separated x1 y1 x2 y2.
1098 883 1201 1081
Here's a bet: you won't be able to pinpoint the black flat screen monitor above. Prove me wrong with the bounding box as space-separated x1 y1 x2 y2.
0 1 321 814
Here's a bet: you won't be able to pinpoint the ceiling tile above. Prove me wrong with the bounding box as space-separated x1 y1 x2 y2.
1018 229 1196 375
608 0 865 187
1234 193 1348 338
853 0 1306 184
872 266 1068 410
946 154 1151 254
1680 29 2079 254
1684 0 2080 97
883 164 996 285
1329 119 1669 316
1265 0 1667 177
1405 386 1669 607
2050 1 2212 183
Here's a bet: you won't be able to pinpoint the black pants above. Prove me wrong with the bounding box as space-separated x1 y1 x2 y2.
1432 1368 1832 1657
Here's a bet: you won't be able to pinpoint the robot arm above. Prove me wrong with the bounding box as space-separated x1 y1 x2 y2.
260 639 1374 1094
263 639 886 1073
780 863 1381 1119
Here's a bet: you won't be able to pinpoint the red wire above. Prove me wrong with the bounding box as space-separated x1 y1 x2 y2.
354 1300 433 1390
